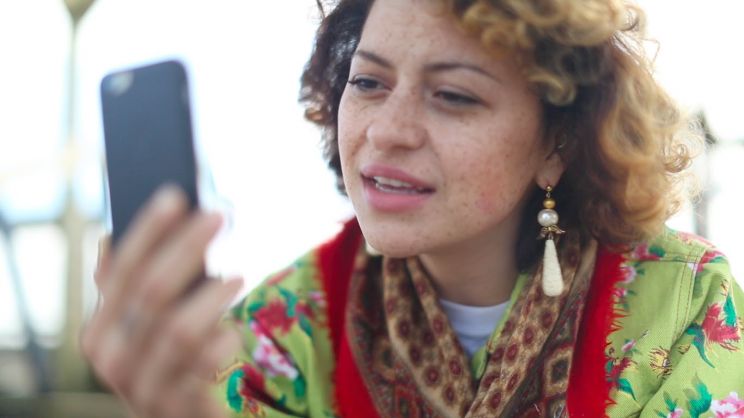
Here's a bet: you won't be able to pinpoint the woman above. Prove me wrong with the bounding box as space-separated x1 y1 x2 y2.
83 0 744 417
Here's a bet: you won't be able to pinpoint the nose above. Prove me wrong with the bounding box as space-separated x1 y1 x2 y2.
366 87 427 152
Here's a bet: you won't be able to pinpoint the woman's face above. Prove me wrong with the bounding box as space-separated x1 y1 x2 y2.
338 0 563 257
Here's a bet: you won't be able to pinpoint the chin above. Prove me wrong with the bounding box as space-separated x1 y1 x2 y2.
371 243 419 258
358 222 425 259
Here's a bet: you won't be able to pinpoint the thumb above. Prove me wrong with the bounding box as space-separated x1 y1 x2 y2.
94 234 112 289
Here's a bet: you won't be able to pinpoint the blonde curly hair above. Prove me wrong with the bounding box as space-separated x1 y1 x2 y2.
300 0 703 266
454 0 702 244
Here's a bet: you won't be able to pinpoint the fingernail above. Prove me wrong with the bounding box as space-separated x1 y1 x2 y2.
200 212 224 233
96 239 104 270
224 278 243 295
206 211 224 225
154 185 183 210
221 279 243 307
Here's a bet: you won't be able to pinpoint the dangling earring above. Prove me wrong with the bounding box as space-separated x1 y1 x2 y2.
538 185 565 296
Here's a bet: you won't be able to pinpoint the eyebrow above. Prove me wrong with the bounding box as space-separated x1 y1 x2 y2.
354 49 502 84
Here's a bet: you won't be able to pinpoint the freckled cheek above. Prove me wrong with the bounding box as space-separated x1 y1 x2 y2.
338 106 360 163
470 162 525 216
474 191 495 214
474 183 507 215
338 103 372 199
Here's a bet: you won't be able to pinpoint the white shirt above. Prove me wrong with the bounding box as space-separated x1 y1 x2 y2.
439 298 510 357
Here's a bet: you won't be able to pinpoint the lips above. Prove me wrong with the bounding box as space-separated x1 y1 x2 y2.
360 165 435 193
366 176 434 194
360 164 435 212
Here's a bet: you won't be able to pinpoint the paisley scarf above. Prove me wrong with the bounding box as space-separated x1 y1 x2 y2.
344 233 597 417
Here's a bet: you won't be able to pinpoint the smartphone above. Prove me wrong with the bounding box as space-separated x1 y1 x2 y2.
101 60 199 247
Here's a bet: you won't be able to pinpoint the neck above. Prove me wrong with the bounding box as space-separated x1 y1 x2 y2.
418 221 520 307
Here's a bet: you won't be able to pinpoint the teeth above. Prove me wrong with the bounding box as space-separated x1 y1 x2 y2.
373 176 415 188
371 176 430 195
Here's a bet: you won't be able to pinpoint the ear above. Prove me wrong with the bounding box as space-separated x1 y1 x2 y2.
535 149 565 190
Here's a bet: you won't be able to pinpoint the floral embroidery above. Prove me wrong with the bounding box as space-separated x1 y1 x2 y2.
710 392 744 417
684 377 712 418
613 286 637 312
606 231 744 417
723 293 739 329
309 290 326 308
606 352 636 400
266 265 297 286
227 368 246 412
631 243 665 261
620 262 639 284
666 409 683 418
649 347 673 379
225 363 270 416
654 392 683 418
248 286 317 338
677 231 716 248
685 303 741 367
606 331 648 401
694 250 726 274
621 331 647 355
253 300 296 335
250 321 300 379
217 248 339 417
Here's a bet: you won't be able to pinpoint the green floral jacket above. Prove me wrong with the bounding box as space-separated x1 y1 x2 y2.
216 225 744 417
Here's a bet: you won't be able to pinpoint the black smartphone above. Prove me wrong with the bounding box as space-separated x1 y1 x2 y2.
101 60 199 247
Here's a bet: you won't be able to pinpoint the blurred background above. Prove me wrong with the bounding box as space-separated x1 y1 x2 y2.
0 0 742 416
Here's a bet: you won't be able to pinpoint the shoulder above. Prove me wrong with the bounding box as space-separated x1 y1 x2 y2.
230 227 349 338
605 228 744 416
219 220 363 417
610 227 737 351
228 217 364 352
219 250 331 417
627 226 720 265
234 250 326 335
235 217 362 321
618 227 733 332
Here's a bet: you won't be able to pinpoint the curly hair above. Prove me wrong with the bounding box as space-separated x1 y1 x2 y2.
299 0 703 268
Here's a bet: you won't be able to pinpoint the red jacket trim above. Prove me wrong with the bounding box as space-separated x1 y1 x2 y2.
567 247 625 417
317 219 380 418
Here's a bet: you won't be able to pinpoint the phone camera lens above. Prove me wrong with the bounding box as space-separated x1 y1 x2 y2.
105 72 134 97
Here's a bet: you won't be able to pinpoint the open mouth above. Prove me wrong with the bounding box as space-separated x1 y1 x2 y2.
363 175 435 195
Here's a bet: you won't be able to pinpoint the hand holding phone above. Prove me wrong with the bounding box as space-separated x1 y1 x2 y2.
82 60 243 418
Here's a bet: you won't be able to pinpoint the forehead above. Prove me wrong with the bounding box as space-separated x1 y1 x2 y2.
357 0 496 65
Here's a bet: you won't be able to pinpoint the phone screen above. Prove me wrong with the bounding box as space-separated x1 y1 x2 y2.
101 60 199 247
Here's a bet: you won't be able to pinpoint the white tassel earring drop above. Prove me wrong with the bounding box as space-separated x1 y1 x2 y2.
538 185 565 297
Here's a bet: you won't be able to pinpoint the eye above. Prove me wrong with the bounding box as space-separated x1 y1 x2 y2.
434 90 480 106
348 76 385 92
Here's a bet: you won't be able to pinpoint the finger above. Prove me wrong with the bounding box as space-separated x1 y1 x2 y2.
84 313 144 396
87 187 189 349
195 327 242 382
200 397 230 418
146 373 200 418
91 235 113 316
132 211 223 318
131 328 240 415
94 234 112 289
102 185 189 301
157 376 224 418
83 211 221 394
131 279 242 411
